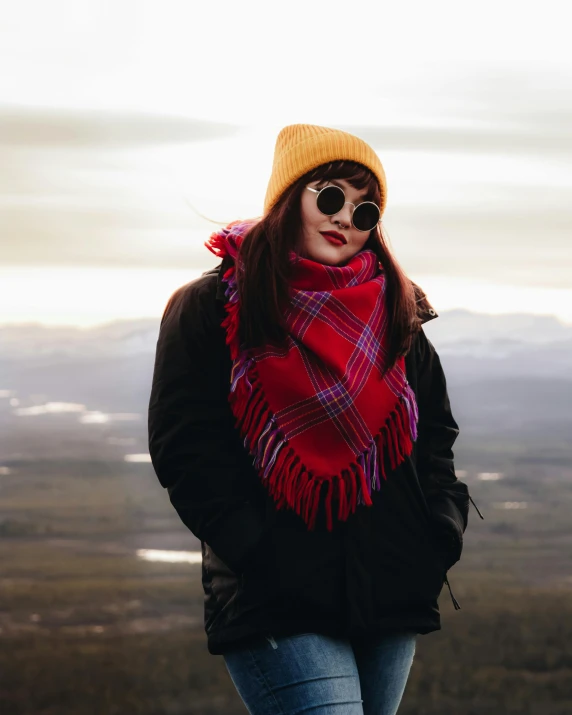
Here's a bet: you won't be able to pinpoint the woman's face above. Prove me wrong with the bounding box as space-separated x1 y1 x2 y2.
298 178 373 266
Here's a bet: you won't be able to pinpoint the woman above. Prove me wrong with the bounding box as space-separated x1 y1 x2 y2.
148 124 481 714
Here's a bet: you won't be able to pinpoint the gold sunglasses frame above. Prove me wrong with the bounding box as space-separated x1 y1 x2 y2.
306 185 381 232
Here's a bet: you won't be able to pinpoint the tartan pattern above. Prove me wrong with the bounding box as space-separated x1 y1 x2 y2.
264 266 390 451
205 220 419 529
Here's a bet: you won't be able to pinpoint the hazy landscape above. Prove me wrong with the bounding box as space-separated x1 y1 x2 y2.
2 2 570 711
1 308 571 714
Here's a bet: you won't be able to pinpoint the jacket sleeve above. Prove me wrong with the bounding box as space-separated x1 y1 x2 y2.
147 275 267 573
412 328 470 549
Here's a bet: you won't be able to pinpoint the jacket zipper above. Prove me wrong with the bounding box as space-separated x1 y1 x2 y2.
469 494 484 520
444 491 484 610
444 574 461 609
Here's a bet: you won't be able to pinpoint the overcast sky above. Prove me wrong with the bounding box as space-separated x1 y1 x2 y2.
1 0 571 325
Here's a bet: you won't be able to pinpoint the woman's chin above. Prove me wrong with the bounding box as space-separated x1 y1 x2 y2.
303 247 352 266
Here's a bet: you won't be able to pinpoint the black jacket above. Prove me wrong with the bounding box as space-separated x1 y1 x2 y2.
148 264 472 655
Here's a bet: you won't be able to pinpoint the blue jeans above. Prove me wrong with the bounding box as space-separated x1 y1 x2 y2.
224 631 417 714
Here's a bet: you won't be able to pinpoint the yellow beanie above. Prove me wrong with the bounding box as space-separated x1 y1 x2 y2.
263 124 387 217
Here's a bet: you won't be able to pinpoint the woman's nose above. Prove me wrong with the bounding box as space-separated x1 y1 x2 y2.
332 202 353 227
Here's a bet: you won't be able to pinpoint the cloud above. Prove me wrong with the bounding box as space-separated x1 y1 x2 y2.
0 105 239 147
341 123 572 160
1 101 570 293
343 71 572 159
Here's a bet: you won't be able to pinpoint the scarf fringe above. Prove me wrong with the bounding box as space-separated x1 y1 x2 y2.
205 221 245 261
229 355 415 530
210 230 417 531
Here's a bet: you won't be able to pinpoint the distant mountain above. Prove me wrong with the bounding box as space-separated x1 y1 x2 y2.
0 318 160 359
424 309 572 346
423 310 571 381
2 308 570 359
0 310 570 461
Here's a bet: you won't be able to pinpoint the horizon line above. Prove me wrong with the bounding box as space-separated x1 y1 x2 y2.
1 306 570 331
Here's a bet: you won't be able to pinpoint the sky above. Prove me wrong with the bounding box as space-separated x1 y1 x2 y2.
1 0 571 326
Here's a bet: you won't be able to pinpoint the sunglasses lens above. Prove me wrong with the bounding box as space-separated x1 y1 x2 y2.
316 185 345 215
353 202 380 232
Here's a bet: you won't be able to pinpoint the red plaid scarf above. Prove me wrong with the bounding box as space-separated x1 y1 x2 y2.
206 220 418 530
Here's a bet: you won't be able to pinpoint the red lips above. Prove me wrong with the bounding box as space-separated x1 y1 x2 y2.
320 231 347 245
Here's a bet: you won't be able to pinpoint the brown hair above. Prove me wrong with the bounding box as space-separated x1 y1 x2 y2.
237 161 420 374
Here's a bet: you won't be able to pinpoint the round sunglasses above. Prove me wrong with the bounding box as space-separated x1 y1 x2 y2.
306 184 381 232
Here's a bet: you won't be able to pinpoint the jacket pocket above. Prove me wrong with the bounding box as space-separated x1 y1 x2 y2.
426 522 462 574
204 542 241 606
235 495 278 597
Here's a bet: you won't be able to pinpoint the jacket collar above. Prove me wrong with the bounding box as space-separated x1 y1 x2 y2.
211 264 438 324
413 283 438 325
